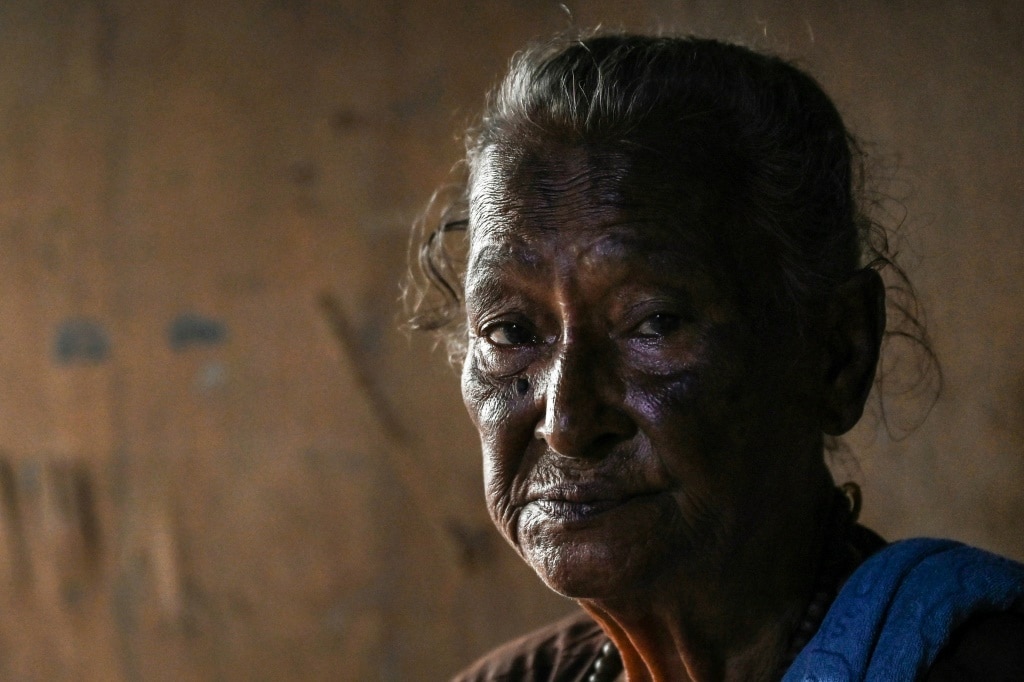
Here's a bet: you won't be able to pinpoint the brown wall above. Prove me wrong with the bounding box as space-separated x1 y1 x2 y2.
0 1 1020 679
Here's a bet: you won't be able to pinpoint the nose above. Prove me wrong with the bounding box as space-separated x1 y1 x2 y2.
534 335 636 459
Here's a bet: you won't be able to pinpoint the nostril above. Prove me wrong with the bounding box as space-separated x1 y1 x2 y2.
514 377 530 396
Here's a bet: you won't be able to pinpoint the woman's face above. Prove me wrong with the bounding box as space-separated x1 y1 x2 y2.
461 146 826 599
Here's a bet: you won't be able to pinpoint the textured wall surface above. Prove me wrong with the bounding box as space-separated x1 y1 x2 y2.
0 1 1019 680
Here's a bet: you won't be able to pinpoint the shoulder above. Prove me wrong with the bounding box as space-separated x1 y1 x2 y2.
450 610 604 682
926 609 1024 680
788 537 1024 680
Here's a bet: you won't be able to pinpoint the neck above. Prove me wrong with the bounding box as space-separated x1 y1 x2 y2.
578 478 844 682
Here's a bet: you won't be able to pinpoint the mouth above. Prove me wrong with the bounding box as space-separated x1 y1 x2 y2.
532 498 622 521
525 484 659 523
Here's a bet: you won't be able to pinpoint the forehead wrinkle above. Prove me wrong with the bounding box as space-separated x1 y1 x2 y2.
464 233 551 317
471 180 626 241
466 220 719 298
468 231 547 274
467 144 732 305
472 143 639 231
464 227 722 323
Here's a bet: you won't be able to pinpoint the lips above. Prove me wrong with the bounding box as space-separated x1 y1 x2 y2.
524 482 656 522
533 497 620 519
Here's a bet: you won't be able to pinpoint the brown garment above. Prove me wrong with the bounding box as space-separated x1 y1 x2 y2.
450 610 603 682
451 608 1024 681
925 610 1024 681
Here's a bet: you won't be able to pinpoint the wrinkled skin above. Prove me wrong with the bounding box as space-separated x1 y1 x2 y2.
460 143 884 679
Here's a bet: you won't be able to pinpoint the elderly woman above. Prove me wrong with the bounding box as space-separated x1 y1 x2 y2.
413 34 1024 681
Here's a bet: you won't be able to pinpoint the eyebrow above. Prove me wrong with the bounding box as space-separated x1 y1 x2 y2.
466 232 717 303
466 232 547 275
607 229 719 266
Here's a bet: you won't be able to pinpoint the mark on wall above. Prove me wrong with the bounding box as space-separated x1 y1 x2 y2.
289 160 322 213
194 361 227 391
288 159 320 187
66 462 102 568
54 318 111 364
444 517 496 569
0 457 30 588
0 456 102 595
329 108 366 133
317 292 409 445
168 313 226 351
388 73 444 121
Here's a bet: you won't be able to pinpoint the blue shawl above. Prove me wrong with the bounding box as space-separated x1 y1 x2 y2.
783 538 1024 681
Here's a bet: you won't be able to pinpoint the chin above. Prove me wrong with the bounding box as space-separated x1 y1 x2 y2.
515 496 686 599
523 537 654 600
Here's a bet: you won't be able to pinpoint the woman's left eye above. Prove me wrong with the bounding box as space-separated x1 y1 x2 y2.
634 313 683 338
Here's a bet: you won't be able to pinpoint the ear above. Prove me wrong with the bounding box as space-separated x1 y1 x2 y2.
820 268 886 435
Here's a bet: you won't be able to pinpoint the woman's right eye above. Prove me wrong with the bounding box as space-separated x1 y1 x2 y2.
634 312 684 338
483 322 536 347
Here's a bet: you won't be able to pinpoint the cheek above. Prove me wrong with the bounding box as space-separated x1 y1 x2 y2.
623 324 743 427
461 350 535 538
628 362 754 484
461 346 519 433
628 370 699 421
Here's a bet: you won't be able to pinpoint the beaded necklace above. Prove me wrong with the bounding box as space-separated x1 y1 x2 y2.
585 485 861 682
